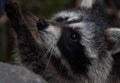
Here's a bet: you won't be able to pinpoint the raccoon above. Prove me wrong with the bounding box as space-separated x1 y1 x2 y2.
5 0 120 83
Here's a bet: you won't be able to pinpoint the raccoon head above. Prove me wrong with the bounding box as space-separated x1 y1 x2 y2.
33 1 120 82
5 0 120 82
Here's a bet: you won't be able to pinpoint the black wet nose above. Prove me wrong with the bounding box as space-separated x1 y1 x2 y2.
37 19 48 30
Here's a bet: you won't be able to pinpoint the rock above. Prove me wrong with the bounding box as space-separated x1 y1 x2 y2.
0 62 47 83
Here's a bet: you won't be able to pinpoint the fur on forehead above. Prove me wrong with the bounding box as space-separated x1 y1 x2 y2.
51 9 88 21
52 7 108 25
51 11 78 22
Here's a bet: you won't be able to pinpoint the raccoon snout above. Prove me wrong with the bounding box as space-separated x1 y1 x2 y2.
37 19 49 30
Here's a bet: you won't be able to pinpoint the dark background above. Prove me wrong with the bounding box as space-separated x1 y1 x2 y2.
0 0 82 63
0 0 120 64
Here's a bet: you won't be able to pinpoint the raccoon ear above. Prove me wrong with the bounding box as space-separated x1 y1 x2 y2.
105 28 120 55
80 0 95 9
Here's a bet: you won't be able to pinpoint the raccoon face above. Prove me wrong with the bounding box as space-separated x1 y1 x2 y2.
35 1 120 81
5 0 120 82
36 8 111 77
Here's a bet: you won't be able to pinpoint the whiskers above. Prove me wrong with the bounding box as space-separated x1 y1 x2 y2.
45 47 54 69
40 44 55 69
25 13 39 31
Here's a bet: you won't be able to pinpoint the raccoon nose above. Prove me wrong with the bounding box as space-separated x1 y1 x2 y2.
37 19 48 30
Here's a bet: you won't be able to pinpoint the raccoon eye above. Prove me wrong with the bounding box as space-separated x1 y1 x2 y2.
70 32 78 41
55 17 69 22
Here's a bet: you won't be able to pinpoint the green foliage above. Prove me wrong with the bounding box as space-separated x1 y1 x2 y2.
26 0 69 17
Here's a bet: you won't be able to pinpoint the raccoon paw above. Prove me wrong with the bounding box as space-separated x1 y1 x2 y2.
5 0 21 21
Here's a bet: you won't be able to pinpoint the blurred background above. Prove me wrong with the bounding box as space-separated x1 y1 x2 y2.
0 0 82 63
0 0 120 64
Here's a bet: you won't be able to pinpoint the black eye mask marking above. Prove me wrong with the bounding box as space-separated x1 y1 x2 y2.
55 17 69 22
57 27 91 76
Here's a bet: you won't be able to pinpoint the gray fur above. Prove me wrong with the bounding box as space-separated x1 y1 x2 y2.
5 0 120 83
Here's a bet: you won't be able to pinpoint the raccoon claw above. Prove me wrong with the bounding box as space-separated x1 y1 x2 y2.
5 1 21 21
